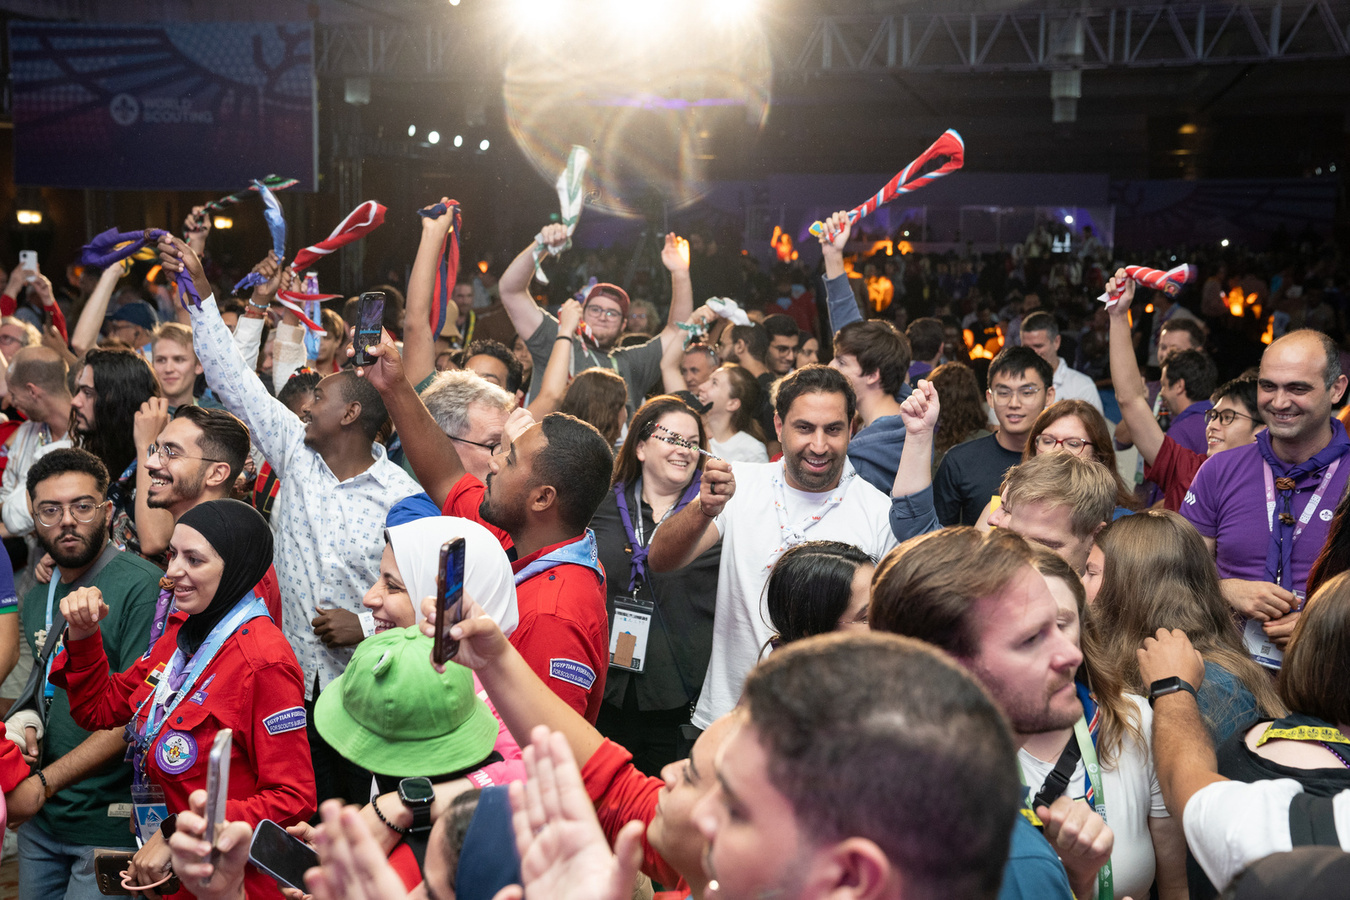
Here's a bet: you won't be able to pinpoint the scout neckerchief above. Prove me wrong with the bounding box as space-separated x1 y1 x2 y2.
129 593 268 781
1019 683 1112 900
415 200 463 341
144 577 176 657
764 460 856 571
513 530 605 587
1255 418 1350 589
1257 712 1350 768
613 475 701 592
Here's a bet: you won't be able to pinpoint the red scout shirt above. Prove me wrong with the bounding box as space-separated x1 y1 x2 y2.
582 738 687 893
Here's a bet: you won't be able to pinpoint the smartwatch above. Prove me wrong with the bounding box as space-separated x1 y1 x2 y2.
398 776 435 834
1147 676 1198 707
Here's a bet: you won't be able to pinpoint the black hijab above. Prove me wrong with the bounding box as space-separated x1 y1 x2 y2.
175 500 274 655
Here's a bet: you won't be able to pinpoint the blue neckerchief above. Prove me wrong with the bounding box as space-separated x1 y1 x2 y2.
1255 417 1350 587
513 530 605 587
232 180 287 293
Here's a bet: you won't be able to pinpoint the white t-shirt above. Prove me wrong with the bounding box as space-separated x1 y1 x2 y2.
692 460 898 729
710 431 770 464
1017 695 1168 900
1053 358 1105 414
1184 779 1350 891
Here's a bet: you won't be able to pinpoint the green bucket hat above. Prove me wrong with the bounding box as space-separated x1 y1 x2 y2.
314 626 498 777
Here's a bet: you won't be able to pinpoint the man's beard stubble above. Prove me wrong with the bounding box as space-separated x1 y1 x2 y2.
40 526 103 570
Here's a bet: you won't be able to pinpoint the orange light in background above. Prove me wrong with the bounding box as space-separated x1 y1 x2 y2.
770 226 796 263
1144 303 1154 314
896 240 913 255
145 264 162 283
1261 317 1274 344
477 260 489 273
963 328 975 349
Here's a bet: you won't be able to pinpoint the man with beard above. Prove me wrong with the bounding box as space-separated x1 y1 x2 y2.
131 404 282 622
12 448 159 898
648 365 898 731
357 340 614 723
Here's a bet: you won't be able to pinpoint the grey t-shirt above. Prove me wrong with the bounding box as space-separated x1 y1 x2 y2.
524 314 663 414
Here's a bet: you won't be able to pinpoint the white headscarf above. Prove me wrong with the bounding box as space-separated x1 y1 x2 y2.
385 516 519 636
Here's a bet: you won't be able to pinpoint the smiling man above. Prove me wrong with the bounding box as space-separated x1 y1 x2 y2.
1181 328 1350 665
149 323 203 412
648 365 898 731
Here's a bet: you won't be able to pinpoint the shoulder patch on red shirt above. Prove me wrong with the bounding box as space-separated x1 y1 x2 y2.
145 661 166 687
262 706 307 735
549 658 596 691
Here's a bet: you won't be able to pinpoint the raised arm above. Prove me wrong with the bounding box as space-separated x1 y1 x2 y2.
499 226 568 340
184 205 211 260
647 458 731 571
404 199 459 387
527 299 581 419
356 341 465 507
1106 271 1165 465
816 210 862 332
71 264 124 358
656 233 693 355
132 397 175 557
1136 628 1220 823
890 379 942 540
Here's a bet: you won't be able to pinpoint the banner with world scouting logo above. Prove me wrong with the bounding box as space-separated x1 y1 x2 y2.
10 22 317 190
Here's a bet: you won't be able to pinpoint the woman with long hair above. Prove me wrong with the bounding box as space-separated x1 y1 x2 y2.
1091 510 1285 743
1025 399 1138 513
928 361 990 468
696 363 768 463
558 366 629 446
589 396 720 775
765 540 874 649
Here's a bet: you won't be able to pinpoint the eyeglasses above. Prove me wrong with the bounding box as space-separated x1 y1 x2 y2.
991 386 1044 404
450 435 501 455
36 500 109 527
584 307 622 321
1203 409 1258 426
147 443 224 464
1035 434 1093 452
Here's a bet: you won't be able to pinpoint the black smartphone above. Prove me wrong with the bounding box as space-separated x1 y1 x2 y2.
248 819 319 891
432 537 467 665
93 849 135 895
351 291 386 368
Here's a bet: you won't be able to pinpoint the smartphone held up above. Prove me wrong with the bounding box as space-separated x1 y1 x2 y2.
432 538 467 665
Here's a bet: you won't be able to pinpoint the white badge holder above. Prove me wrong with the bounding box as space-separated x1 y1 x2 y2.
609 595 653 673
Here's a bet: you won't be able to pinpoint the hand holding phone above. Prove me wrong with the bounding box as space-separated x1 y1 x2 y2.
19 251 37 282
351 291 386 368
202 729 233 877
432 538 467 665
248 819 319 891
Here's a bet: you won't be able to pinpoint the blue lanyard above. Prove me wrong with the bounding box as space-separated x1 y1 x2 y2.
133 594 267 765
42 576 60 697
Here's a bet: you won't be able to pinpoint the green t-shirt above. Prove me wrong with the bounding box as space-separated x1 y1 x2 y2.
20 548 161 847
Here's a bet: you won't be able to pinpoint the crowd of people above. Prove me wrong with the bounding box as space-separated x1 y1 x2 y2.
0 189 1339 900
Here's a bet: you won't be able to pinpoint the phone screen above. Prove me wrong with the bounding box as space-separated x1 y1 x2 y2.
249 819 318 891
432 538 467 665
202 729 233 847
351 292 386 367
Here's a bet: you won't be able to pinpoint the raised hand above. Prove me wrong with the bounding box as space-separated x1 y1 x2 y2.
817 210 853 253
157 234 211 305
557 299 583 336
60 585 109 641
539 223 569 251
134 397 171 453
899 378 940 440
1136 628 1206 688
1104 268 1136 316
661 233 690 273
697 457 736 517
420 197 455 237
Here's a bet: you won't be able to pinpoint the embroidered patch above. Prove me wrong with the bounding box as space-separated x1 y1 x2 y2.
1322 509 1335 522
263 706 307 736
145 662 166 687
189 673 216 705
549 658 596 691
156 730 198 775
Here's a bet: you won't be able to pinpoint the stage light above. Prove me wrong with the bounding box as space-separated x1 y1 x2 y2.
15 210 41 225
429 131 441 144
1316 167 1323 175
1064 214 1074 224
1332 165 1338 172
903 230 910 237
408 125 417 137
454 134 464 147
480 139 490 151
711 0 759 26
449 0 460 5
1220 239 1229 247
213 217 233 230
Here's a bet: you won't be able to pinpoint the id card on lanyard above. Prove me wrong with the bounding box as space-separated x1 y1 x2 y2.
609 594 652 672
1244 590 1305 669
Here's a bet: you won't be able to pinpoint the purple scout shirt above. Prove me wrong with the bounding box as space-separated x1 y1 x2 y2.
1167 399 1213 456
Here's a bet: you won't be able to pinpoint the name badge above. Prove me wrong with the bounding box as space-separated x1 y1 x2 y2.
609 594 653 673
130 783 169 842
1243 591 1305 670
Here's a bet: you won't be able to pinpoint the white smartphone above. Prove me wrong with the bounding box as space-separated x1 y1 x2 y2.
18 251 37 281
202 729 233 848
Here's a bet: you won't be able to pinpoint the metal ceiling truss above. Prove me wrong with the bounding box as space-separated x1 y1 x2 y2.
787 2 1350 74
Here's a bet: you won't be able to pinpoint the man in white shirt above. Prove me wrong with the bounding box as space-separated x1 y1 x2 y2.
648 365 898 730
1020 311 1103 414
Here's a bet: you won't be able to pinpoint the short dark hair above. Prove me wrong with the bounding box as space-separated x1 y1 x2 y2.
767 541 875 645
1212 374 1258 417
335 370 390 441
1163 349 1218 401
277 369 322 415
217 299 247 320
1158 317 1205 349
907 317 945 363
27 447 110 500
987 345 1053 390
730 323 769 363
535 413 615 533
833 320 911 396
774 364 856 425
465 339 525 394
744 631 1019 900
762 315 799 341
171 406 251 483
1020 311 1059 341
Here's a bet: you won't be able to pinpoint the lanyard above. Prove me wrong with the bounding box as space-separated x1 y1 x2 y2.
1262 457 1340 586
462 309 475 347
614 476 701 592
42 576 62 694
764 463 854 571
132 595 266 774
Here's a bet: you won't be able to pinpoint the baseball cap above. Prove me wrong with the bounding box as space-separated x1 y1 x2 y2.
582 282 630 319
105 300 157 331
314 626 498 777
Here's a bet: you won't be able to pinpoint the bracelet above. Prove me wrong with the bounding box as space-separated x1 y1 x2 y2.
554 335 573 343
371 796 408 835
246 299 270 312
698 498 717 518
34 768 49 797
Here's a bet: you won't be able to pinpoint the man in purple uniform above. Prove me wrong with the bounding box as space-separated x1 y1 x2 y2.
1181 329 1350 666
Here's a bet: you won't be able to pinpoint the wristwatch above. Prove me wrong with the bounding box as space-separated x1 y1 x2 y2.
1147 676 1198 707
397 776 435 834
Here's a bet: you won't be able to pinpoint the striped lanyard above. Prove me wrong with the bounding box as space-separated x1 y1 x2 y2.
764 464 854 571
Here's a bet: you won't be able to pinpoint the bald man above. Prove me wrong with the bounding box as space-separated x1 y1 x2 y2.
1180 329 1350 666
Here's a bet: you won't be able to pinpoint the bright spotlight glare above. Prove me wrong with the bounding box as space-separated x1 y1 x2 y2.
480 139 490 151
454 134 464 147
449 0 460 5
429 131 441 144
711 0 759 26
408 125 416 137
1220 239 1230 247
1064 214 1074 224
